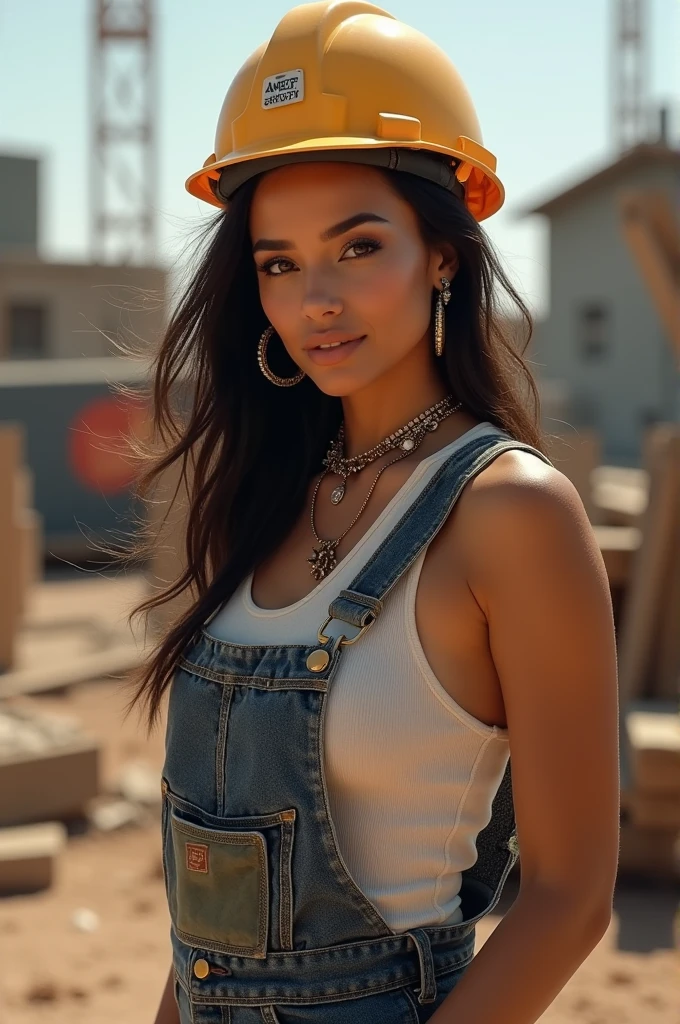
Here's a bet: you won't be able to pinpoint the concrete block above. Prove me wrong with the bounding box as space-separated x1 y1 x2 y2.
627 791 680 829
0 708 100 827
0 821 67 894
618 821 680 880
626 707 680 793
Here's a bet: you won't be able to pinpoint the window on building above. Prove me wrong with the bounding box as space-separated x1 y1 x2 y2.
578 303 609 360
8 303 47 358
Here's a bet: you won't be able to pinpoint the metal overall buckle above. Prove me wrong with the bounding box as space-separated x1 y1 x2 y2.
317 613 376 646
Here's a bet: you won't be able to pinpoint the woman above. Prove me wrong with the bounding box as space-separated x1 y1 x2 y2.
127 3 620 1022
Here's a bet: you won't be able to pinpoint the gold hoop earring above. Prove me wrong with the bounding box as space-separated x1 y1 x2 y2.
257 325 305 387
434 276 452 358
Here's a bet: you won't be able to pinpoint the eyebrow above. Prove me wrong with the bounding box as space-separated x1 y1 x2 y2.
252 212 390 254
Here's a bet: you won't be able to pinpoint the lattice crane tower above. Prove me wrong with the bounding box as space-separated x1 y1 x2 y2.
612 0 649 153
90 0 157 263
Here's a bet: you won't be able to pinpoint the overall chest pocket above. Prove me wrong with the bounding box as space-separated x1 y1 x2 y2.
162 778 296 958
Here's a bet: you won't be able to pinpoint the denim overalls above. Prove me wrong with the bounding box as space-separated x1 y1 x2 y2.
161 430 553 1024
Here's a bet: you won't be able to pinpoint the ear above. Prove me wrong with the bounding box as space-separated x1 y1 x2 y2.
430 243 459 288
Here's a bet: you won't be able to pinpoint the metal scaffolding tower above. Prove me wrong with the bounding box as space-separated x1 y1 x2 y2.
90 0 156 263
612 0 649 153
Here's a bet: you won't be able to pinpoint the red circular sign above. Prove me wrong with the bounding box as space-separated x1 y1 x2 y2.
68 394 152 495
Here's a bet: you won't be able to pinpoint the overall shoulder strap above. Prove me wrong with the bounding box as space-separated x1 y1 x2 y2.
321 431 554 903
324 431 554 635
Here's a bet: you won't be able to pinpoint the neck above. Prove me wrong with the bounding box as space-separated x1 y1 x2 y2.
340 341 449 458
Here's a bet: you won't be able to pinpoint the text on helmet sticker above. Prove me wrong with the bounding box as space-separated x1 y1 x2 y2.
262 69 304 109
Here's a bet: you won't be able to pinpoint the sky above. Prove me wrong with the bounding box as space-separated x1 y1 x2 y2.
0 0 678 316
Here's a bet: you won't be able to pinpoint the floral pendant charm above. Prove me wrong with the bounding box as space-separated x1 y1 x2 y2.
330 481 346 505
308 540 338 581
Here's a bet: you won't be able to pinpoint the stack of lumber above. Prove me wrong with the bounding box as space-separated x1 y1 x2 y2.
619 702 680 880
0 706 99 894
0 423 43 672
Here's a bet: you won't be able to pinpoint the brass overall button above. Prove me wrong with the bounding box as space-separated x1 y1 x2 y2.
306 649 330 672
194 959 210 979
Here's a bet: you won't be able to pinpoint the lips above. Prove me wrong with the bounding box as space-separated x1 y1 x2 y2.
305 334 366 366
304 332 364 350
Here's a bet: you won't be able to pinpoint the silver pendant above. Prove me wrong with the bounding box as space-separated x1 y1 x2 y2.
330 482 346 504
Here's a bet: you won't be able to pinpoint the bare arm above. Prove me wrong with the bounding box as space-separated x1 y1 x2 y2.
431 453 620 1024
153 965 180 1024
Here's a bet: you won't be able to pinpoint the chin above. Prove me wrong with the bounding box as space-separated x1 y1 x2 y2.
306 366 384 398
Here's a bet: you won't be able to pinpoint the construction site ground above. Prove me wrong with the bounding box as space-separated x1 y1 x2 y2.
0 571 678 1024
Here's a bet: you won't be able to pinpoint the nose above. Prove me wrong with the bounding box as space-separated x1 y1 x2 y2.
301 278 343 321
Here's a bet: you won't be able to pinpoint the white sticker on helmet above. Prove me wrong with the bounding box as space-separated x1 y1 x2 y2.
262 69 304 109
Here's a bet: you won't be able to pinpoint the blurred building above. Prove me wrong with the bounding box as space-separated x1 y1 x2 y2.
526 141 680 464
0 152 167 560
0 153 166 360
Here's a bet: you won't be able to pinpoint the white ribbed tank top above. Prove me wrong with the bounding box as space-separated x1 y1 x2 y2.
205 421 511 932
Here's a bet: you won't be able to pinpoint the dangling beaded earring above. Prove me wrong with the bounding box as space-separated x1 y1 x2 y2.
257 325 305 387
434 277 452 358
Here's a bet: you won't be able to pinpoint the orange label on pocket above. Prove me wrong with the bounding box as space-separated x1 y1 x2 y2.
186 842 209 873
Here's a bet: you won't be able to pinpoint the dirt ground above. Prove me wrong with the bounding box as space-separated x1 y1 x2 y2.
0 575 679 1023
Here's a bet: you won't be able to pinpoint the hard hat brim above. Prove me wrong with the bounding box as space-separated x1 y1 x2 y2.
185 137 504 222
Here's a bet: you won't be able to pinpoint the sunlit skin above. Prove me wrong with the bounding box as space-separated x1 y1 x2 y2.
155 162 619 1023
249 161 462 458
244 160 619 1024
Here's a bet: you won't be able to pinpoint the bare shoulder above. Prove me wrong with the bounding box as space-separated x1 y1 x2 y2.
454 448 609 612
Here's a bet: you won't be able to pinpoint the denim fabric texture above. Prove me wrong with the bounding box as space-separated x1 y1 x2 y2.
161 431 554 1023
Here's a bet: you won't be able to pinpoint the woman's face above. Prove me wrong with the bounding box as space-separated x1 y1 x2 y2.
249 161 456 396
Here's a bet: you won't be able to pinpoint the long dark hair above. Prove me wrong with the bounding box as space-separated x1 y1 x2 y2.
117 166 545 732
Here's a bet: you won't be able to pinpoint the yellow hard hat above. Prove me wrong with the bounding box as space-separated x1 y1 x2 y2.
186 0 504 222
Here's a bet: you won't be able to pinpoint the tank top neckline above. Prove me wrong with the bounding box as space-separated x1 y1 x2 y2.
244 420 497 618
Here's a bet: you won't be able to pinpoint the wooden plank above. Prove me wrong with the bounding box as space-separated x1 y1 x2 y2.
617 427 680 704
0 821 67 895
654 531 680 700
626 791 680 830
0 741 100 828
0 643 146 698
593 525 640 587
625 704 680 794
617 820 680 880
544 429 601 522
0 425 24 670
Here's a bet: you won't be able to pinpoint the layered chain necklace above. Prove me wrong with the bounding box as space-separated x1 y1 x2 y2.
307 395 462 580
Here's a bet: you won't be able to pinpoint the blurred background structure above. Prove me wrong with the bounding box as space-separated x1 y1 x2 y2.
0 1 679 1021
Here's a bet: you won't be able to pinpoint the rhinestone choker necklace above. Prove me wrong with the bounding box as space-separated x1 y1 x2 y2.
307 395 462 580
322 395 461 505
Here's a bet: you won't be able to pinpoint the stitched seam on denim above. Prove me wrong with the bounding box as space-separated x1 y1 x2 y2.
161 794 170 897
279 816 295 950
172 818 268 954
215 685 233 817
177 658 329 689
313 683 395 935
362 439 550 598
343 440 554 607
178 926 266 957
166 784 296 829
190 977 432 1006
186 953 476 1005
433 735 493 921
408 929 436 1001
400 984 421 1024
198 633 323 652
341 436 511 594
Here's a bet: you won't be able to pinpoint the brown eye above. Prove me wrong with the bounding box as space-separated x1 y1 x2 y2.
341 238 382 260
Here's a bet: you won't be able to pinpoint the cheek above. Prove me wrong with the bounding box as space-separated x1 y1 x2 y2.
257 280 299 327
357 252 430 334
